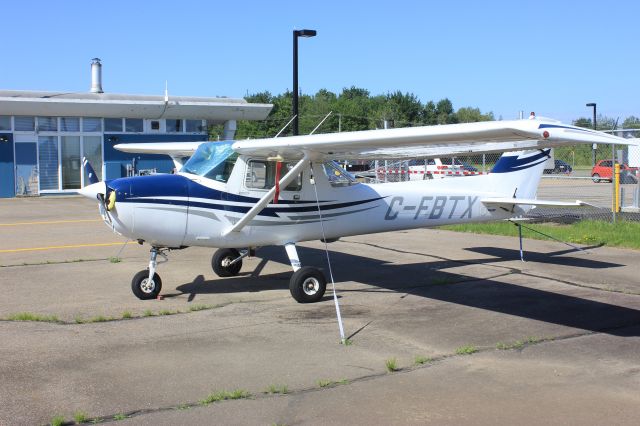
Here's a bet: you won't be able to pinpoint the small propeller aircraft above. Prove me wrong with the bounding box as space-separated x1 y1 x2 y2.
79 116 635 303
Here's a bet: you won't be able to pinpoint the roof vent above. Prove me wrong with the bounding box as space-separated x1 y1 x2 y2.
90 58 103 94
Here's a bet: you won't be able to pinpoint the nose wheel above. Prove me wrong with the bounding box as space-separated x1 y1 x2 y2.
131 270 162 300
131 247 166 300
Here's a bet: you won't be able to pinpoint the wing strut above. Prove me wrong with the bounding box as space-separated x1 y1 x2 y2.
222 154 310 236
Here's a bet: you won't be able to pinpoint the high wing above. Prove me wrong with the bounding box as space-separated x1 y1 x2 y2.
112 119 638 162
232 119 636 160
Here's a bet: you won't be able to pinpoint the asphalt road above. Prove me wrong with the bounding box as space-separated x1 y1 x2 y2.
1 197 639 425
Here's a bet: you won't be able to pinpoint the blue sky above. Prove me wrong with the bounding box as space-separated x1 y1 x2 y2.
2 0 639 123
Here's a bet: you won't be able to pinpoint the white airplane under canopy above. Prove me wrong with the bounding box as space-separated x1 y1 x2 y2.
80 116 637 303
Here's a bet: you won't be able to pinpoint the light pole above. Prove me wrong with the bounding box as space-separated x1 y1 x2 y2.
586 102 597 166
293 29 316 136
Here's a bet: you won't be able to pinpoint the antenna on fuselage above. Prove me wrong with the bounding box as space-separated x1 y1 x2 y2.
274 115 297 138
309 111 333 135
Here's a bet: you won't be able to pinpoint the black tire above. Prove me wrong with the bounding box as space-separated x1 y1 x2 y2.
212 248 242 277
592 173 600 183
131 270 162 300
289 266 327 303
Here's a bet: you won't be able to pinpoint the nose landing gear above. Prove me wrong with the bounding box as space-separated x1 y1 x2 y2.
131 247 167 300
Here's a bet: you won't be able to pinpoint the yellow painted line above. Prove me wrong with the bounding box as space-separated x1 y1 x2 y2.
0 219 101 227
0 241 137 253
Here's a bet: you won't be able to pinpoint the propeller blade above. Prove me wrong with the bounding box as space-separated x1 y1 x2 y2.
82 157 99 185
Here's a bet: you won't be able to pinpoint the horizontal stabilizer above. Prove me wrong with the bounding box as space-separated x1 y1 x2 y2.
481 197 595 209
113 142 203 157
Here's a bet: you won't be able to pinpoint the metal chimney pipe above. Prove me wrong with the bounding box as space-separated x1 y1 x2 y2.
90 58 103 93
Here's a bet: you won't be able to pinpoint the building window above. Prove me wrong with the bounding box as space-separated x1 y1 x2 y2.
15 116 35 131
83 117 102 132
166 119 183 133
186 119 205 133
38 136 59 190
0 116 10 131
60 117 80 132
37 117 58 132
105 118 123 132
150 120 160 130
61 136 81 189
125 118 143 133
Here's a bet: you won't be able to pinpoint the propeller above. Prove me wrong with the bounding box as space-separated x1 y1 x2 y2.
79 157 114 218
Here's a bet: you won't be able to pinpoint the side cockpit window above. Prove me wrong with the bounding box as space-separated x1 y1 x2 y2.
322 161 358 187
245 160 302 191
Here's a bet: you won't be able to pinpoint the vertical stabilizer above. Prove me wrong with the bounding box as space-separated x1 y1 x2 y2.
487 149 551 198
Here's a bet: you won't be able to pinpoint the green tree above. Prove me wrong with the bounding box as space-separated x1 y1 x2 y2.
455 107 494 123
436 98 456 124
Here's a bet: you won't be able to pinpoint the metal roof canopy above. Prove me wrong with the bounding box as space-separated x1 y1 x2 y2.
0 90 272 124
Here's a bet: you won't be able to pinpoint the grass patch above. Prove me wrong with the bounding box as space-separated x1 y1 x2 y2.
455 345 478 355
316 378 348 388
317 379 333 388
385 357 399 372
175 404 191 410
199 389 251 405
87 315 109 323
50 415 66 426
414 355 432 365
265 384 289 394
108 257 122 263
497 336 546 350
143 309 155 317
158 309 174 316
188 304 214 312
113 413 127 420
440 219 640 250
6 312 60 323
341 338 353 346
74 410 89 423
121 311 132 319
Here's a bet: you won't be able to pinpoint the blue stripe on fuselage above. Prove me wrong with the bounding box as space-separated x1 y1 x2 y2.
109 174 382 217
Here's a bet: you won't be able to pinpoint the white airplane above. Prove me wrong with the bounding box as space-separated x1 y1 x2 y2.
80 116 635 303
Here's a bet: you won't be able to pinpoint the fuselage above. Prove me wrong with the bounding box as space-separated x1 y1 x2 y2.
97 157 522 249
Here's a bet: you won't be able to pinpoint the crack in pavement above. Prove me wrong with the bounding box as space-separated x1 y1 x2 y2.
49 319 640 426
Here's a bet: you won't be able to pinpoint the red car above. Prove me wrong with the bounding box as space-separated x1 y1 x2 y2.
591 160 638 183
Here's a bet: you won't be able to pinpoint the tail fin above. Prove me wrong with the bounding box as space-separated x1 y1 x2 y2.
487 149 551 198
82 157 99 185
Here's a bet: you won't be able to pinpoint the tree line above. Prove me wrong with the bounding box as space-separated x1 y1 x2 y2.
209 87 494 139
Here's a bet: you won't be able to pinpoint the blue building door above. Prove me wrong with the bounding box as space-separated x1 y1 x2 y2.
15 142 39 196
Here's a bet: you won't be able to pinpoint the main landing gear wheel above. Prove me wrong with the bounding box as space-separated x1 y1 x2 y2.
131 270 162 300
212 248 243 277
289 266 327 303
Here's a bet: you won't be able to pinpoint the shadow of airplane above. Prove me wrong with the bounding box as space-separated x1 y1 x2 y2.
174 244 639 337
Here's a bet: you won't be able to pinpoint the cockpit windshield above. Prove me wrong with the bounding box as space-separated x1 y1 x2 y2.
181 141 238 183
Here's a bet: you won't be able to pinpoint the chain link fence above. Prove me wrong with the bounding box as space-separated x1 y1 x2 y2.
350 134 640 224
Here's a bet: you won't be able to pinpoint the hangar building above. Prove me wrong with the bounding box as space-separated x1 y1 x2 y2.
0 59 272 198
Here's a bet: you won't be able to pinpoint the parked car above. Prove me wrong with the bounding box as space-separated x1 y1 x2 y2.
544 159 573 174
591 160 639 183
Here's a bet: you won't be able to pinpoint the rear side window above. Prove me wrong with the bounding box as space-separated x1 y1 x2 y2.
245 160 302 191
